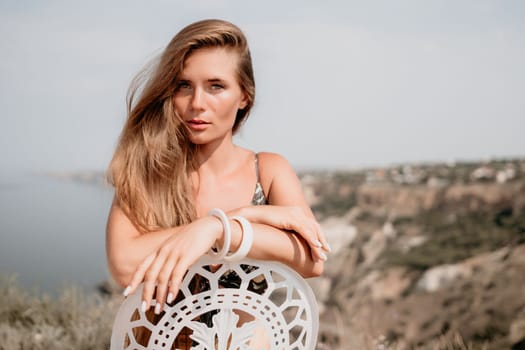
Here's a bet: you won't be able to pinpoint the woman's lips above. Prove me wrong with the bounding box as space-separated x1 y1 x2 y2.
186 119 210 131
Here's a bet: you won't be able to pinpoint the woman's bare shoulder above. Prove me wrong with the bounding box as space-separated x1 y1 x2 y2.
257 152 291 167
256 152 302 202
256 152 295 178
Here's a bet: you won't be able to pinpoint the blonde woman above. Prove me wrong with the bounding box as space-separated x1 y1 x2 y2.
106 19 329 348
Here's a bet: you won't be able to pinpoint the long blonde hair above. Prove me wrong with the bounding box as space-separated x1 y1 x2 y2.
107 19 256 233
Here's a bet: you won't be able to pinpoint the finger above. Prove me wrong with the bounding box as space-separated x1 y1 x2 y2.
125 253 156 297
308 244 324 262
166 279 179 305
287 217 320 248
307 222 328 262
317 246 328 261
292 222 326 262
305 219 326 251
315 222 331 252
167 259 191 303
141 250 169 312
154 255 178 314
303 221 324 251
311 245 328 262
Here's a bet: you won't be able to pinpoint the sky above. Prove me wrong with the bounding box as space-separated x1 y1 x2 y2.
0 0 523 173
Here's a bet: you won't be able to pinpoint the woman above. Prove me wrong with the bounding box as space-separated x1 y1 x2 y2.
106 18 329 348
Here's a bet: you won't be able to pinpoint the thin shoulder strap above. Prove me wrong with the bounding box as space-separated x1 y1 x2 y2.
254 153 261 182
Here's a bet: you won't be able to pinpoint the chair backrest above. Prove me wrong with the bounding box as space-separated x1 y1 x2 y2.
110 255 319 350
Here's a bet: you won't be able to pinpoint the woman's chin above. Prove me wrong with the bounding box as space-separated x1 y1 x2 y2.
189 133 216 146
189 136 207 145
188 132 229 147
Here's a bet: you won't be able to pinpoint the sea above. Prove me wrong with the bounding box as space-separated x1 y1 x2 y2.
0 172 113 296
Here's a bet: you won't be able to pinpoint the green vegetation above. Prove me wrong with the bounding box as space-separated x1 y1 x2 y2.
306 171 361 218
312 192 357 218
385 208 525 270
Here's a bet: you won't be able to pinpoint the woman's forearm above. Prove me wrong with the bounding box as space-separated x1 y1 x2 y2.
107 223 180 287
227 206 325 277
249 223 324 278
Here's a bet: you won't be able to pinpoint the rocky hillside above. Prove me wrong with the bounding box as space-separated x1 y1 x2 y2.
304 159 525 349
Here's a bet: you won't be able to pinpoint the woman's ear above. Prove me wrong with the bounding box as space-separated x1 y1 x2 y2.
239 92 249 110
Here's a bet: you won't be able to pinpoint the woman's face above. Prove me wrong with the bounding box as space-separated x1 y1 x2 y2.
173 47 247 145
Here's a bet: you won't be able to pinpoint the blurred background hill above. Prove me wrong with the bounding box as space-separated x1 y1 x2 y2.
305 157 525 349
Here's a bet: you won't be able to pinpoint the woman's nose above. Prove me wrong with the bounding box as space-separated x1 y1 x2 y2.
191 88 205 110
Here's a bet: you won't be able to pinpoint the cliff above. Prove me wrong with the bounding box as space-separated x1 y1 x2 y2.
305 159 525 349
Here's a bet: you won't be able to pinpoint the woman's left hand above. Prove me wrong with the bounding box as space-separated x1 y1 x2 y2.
233 205 330 261
124 216 222 314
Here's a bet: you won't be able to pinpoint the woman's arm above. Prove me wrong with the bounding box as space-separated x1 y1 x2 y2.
232 152 330 264
231 205 329 263
106 200 223 287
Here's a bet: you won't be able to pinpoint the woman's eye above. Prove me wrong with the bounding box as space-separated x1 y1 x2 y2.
211 84 224 90
176 81 191 90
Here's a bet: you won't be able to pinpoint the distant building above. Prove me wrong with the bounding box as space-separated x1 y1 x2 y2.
470 165 495 182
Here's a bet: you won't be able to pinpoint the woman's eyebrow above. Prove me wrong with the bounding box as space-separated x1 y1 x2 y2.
176 77 228 83
207 78 226 83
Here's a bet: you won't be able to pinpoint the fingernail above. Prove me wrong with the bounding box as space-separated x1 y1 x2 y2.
320 252 328 261
326 243 332 252
123 286 131 297
167 293 174 304
154 303 161 315
141 301 147 312
314 240 322 248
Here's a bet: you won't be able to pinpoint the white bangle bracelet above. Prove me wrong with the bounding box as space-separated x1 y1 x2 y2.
224 215 254 262
207 208 231 260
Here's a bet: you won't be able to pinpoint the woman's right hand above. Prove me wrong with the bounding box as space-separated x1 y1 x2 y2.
124 216 224 314
233 205 330 261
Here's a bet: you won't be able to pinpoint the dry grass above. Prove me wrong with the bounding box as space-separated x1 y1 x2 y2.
0 275 120 350
0 276 494 350
317 324 488 350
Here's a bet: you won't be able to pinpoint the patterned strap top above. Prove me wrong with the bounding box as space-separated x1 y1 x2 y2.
251 153 268 206
213 153 268 296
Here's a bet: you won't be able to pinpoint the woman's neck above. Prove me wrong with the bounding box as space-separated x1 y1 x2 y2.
194 135 239 178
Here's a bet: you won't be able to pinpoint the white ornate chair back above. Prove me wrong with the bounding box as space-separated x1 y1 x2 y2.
110 255 319 350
